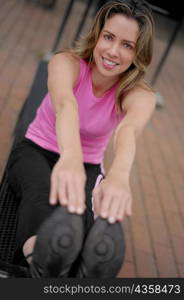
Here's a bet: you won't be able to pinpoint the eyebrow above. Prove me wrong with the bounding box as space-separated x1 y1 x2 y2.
103 30 136 45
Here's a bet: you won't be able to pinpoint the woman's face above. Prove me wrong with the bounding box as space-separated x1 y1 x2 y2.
93 14 139 80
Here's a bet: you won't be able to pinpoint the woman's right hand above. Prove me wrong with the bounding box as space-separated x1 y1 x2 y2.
49 155 86 215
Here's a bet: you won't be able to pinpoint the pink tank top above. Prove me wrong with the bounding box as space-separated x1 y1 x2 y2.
26 59 124 163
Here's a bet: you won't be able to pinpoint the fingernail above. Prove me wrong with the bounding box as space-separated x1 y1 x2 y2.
50 200 55 205
77 207 83 214
108 217 116 224
68 206 75 213
101 212 107 218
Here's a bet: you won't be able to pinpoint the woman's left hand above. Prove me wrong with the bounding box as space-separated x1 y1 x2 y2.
92 172 132 223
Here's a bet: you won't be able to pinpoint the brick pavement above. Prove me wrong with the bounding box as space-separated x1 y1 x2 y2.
0 0 184 277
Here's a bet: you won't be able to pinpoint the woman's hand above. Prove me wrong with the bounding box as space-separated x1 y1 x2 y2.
92 172 132 223
49 155 86 214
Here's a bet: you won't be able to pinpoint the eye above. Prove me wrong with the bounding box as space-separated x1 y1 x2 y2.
103 34 113 41
122 42 133 49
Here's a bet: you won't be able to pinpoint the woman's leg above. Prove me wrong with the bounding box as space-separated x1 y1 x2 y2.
8 140 84 277
8 139 59 266
8 139 105 276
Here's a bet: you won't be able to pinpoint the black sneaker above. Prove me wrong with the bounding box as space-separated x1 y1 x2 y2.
30 206 84 278
76 217 125 278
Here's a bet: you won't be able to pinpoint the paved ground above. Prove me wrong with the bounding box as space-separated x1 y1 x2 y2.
0 0 184 277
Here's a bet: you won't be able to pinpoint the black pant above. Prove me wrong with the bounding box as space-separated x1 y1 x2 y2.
8 138 104 265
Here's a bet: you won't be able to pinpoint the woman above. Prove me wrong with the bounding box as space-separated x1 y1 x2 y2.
8 0 156 278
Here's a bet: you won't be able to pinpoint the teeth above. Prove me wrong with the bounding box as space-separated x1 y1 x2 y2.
103 58 117 66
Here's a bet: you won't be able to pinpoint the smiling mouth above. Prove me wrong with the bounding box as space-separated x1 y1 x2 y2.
102 57 119 66
101 57 120 69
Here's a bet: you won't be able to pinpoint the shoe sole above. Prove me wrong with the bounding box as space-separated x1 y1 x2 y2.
31 206 84 277
79 218 125 278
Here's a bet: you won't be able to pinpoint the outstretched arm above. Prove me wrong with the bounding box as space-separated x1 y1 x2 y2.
93 86 156 223
48 53 86 214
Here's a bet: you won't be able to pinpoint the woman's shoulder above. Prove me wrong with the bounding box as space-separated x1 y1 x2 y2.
48 52 82 87
123 81 155 99
121 82 156 111
51 51 81 69
51 52 89 77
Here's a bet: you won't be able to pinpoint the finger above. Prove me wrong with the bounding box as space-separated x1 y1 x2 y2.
58 180 68 206
75 180 86 214
125 197 132 216
99 195 112 219
92 187 102 216
116 200 127 221
67 180 78 213
92 196 100 216
108 198 121 224
49 177 58 205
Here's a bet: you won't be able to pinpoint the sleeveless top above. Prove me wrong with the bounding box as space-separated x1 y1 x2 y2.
25 59 124 163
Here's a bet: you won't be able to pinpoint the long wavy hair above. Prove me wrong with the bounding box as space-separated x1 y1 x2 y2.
68 0 155 113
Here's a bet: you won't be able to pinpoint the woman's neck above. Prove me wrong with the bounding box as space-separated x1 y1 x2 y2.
91 65 119 97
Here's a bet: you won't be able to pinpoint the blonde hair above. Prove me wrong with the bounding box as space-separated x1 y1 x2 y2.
68 0 155 113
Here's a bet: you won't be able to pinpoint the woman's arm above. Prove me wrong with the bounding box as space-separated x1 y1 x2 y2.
47 53 86 214
48 53 82 159
92 86 156 223
109 86 156 180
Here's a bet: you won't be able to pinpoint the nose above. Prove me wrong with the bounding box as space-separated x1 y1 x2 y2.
107 42 119 58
